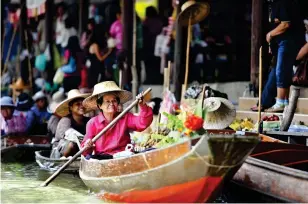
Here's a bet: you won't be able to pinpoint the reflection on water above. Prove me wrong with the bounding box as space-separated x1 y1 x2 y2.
1 162 103 203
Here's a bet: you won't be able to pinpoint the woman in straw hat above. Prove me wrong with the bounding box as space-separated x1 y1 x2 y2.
52 89 90 158
81 81 153 158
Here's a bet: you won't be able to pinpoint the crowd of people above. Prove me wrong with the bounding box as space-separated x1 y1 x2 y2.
1 81 153 160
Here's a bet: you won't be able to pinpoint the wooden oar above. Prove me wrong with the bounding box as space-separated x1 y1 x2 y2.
40 88 152 187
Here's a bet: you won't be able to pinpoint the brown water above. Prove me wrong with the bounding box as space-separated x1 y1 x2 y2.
1 162 103 203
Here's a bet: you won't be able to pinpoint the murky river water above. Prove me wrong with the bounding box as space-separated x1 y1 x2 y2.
1 162 102 203
1 162 275 203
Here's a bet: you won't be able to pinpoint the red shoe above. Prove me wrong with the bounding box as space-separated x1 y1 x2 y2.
251 105 264 112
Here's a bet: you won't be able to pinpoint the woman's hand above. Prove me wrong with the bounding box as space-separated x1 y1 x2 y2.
84 139 93 150
136 91 146 105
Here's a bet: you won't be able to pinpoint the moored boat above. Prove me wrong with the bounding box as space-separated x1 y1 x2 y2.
80 133 260 203
35 150 80 173
233 142 308 202
1 134 51 162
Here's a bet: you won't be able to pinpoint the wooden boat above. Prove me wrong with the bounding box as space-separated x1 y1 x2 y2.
233 141 308 202
1 134 51 162
35 150 80 173
80 133 260 203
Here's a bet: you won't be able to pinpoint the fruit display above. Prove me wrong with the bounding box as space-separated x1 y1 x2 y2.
262 115 281 130
262 115 280 121
131 128 186 151
229 118 255 131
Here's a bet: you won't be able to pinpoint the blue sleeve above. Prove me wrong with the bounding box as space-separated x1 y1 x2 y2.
61 57 76 74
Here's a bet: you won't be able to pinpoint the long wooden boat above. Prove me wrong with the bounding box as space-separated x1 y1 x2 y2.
35 150 80 173
233 141 308 202
1 134 51 162
80 133 260 203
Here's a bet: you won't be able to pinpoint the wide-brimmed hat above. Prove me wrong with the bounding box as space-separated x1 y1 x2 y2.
203 97 236 130
0 96 16 107
9 78 31 90
16 93 33 111
83 81 133 110
32 91 47 102
55 89 90 117
177 0 210 26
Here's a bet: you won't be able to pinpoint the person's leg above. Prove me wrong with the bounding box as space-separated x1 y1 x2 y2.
261 68 277 108
266 40 296 112
63 142 78 157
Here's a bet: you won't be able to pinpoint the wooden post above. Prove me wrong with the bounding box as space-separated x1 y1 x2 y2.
258 47 263 134
173 0 187 102
280 86 300 131
131 0 138 113
79 0 89 38
181 15 192 101
45 0 54 86
122 0 133 89
250 0 263 90
19 0 29 85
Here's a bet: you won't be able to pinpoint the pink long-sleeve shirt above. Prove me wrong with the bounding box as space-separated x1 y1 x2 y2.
81 105 153 156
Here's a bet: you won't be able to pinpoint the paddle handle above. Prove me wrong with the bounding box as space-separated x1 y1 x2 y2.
40 88 152 187
258 47 263 134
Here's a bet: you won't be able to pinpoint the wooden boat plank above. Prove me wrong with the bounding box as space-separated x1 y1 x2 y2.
233 142 308 202
233 157 308 202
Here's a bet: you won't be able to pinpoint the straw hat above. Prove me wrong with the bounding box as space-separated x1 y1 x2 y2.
177 0 210 26
83 81 133 110
54 89 90 117
9 78 30 90
203 97 236 130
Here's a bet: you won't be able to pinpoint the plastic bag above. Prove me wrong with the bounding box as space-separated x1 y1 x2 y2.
154 34 166 57
35 54 47 71
53 68 64 84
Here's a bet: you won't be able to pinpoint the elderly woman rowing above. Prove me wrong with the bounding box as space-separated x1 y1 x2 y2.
81 81 153 158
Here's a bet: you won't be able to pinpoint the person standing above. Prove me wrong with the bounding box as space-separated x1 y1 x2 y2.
264 0 305 112
143 6 163 84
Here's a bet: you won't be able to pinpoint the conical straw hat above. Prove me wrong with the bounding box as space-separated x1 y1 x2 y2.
55 89 90 117
82 81 133 110
203 97 236 130
177 0 210 26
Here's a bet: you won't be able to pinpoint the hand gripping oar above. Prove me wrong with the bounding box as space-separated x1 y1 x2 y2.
40 88 152 187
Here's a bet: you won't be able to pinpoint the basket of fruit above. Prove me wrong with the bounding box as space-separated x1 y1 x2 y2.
262 114 281 130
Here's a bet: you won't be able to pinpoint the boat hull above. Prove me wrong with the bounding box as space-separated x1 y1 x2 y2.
80 134 260 202
35 150 80 173
1 135 51 162
233 142 308 202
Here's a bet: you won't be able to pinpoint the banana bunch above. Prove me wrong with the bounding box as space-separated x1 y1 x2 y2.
230 118 254 131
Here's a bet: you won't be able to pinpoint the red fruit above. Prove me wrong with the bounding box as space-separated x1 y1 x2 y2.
269 117 274 121
263 116 268 121
273 115 279 121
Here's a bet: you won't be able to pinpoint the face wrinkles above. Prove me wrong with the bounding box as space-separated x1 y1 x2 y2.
100 94 119 114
